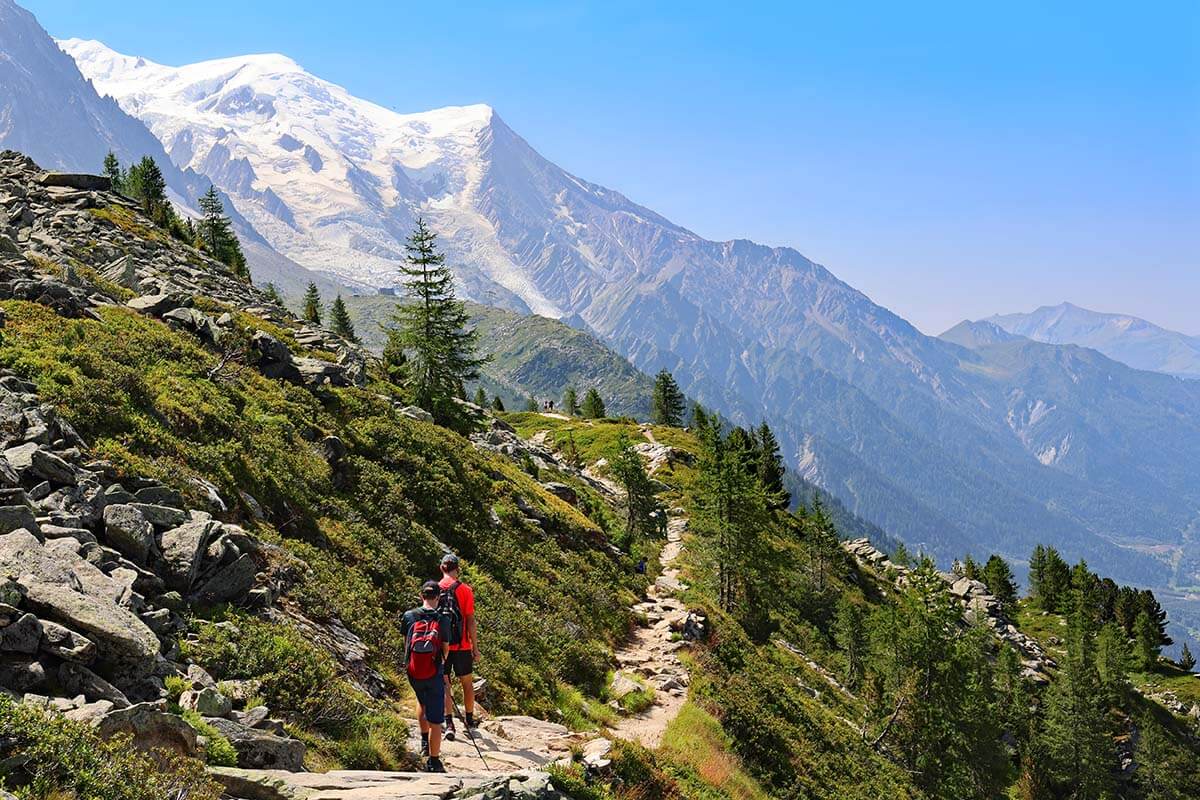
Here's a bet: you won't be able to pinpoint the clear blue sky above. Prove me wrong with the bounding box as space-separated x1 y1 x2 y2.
26 0 1199 334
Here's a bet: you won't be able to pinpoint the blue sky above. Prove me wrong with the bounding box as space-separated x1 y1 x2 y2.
26 0 1199 334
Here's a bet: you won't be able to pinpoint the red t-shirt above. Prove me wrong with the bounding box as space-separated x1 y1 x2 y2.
439 576 475 651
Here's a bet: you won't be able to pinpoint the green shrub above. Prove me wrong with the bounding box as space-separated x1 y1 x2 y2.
163 674 189 704
0 694 222 800
180 709 239 767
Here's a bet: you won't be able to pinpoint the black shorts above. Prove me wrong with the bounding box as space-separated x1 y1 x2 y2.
444 650 473 677
409 675 445 724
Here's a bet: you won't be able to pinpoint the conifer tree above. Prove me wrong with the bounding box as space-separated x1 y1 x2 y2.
473 387 488 408
524 397 539 412
1179 642 1196 672
834 597 866 689
563 387 579 416
102 151 123 193
981 554 1017 615
1095 622 1130 707
892 541 912 568
581 388 606 419
262 282 284 305
962 554 981 581
388 219 486 427
197 186 248 279
1138 589 1173 648
1134 610 1160 670
126 155 166 214
690 401 708 430
302 282 322 325
1134 712 1200 799
491 395 505 412
329 295 357 341
651 369 685 426
611 432 658 546
755 422 790 510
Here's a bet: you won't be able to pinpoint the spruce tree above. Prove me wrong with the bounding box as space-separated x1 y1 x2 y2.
126 156 166 214
563 387 579 416
755 422 790 510
962 554 981 581
651 369 685 426
197 186 247 279
611 432 657 546
834 597 866 689
329 295 357 341
1134 610 1160 670
1095 622 1130 707
1135 712 1200 799
1179 642 1196 672
102 151 123 193
981 554 1017 615
491 395 505 412
581 388 606 419
473 387 488 408
262 283 283 305
302 282 323 325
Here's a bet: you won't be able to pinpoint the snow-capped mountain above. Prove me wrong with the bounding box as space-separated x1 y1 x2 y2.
984 302 1200 380
60 36 1200 596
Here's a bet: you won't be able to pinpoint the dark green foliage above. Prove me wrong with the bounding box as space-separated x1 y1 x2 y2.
524 396 539 412
1095 621 1130 706
581 387 606 419
564 386 579 416
1029 544 1071 613
102 150 124 193
0 693 222 800
981 554 1017 615
1135 713 1200 799
262 282 284 305
387 219 487 428
197 186 248 280
651 368 685 426
303 281 322 324
125 155 166 212
610 431 658 546
329 294 357 341
1179 642 1195 671
473 386 488 407
755 422 790 510
1135 610 1161 670
834 597 866 689
491 394 505 412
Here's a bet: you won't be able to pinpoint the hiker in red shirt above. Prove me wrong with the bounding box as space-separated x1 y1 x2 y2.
438 553 480 741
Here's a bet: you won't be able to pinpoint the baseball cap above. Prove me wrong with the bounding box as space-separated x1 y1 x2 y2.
420 580 440 597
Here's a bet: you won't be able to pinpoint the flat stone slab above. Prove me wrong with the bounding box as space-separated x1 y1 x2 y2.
209 766 561 799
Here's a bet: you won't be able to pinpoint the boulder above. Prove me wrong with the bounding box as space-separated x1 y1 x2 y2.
0 529 160 676
159 518 219 591
38 620 95 663
132 485 184 508
540 482 578 505
205 716 306 770
125 293 187 317
0 656 45 692
94 702 198 757
63 698 114 723
58 662 130 708
3 443 75 485
0 613 41 654
162 307 220 345
609 672 642 700
102 504 154 565
400 405 434 423
179 686 232 718
36 173 110 191
128 503 187 529
190 552 257 605
0 505 38 536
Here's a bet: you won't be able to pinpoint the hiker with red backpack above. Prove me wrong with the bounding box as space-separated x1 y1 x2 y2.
437 553 480 742
402 580 451 772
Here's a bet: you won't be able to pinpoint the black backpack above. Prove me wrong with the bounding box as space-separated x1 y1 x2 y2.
437 581 464 646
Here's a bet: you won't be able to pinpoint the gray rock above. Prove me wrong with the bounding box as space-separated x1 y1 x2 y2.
128 503 187 529
126 293 186 317
3 443 75 485
180 686 232 718
36 173 110 191
38 620 95 663
190 552 257 605
0 656 45 692
162 307 220 344
236 705 270 728
63 698 114 723
0 529 160 676
58 662 131 708
159 518 219 591
132 485 184 507
40 524 95 544
0 613 41 653
102 504 154 564
94 702 198 757
186 663 217 689
205 716 306 770
0 505 38 536
400 405 434 423
102 483 137 505
540 482 578 505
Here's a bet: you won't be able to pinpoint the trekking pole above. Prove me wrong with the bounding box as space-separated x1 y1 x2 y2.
448 692 491 771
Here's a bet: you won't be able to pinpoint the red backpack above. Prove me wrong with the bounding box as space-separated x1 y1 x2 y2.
406 611 443 680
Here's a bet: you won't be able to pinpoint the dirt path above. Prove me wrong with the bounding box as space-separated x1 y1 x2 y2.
607 486 692 749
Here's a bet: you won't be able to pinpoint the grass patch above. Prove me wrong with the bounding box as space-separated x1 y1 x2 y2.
179 710 239 767
661 701 770 800
554 682 619 731
91 204 169 243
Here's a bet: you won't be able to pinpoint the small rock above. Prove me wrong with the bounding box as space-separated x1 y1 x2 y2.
0 613 42 654
102 504 155 565
180 686 232 718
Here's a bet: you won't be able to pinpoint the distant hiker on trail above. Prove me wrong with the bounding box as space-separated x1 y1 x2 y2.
438 553 481 741
402 581 450 773
635 556 647 575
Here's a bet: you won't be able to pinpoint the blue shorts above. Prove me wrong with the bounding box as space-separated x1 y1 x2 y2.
409 674 445 725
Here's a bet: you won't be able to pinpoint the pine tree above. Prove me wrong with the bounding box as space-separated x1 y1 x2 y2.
491 395 505 412
892 541 912 568
524 397 539 412
690 401 708 430
581 388 606 419
329 295 357 341
1095 622 1130 707
1134 610 1160 670
126 155 166 214
473 387 488 408
302 282 322 325
755 422 790 510
388 219 487 427
563 387 579 416
1179 642 1196 672
1138 589 1173 647
262 283 283 305
1031 545 1071 613
981 554 1017 615
1134 713 1200 799
102 151 123 193
651 369 685 426
962 554 981 581
197 186 247 279
611 432 658 547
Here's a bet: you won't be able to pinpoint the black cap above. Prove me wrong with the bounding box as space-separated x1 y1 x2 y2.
420 580 440 597
440 553 460 568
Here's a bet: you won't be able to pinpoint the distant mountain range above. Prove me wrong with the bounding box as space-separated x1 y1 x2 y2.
0 3 1191 644
981 302 1200 380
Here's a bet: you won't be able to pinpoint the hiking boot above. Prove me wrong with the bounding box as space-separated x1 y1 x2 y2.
443 722 456 742
465 712 479 731
420 737 430 757
425 756 446 773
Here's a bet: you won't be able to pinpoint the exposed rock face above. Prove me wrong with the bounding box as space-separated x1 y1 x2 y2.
205 716 306 770
209 766 569 799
